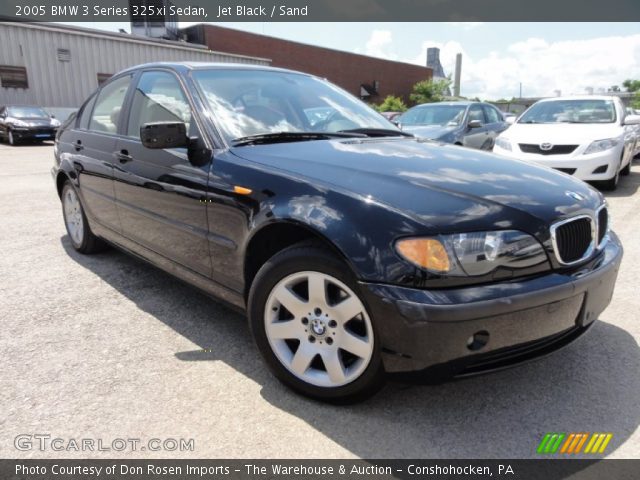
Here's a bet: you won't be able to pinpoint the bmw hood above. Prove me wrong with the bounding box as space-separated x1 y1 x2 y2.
231 137 603 231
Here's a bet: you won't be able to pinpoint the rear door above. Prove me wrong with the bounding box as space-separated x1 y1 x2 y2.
112 69 212 277
65 75 133 233
482 104 508 148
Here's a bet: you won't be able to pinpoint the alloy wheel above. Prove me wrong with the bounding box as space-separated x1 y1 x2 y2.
264 271 374 388
63 187 84 246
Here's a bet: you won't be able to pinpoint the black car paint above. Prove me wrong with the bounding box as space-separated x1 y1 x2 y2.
399 102 509 149
52 63 622 376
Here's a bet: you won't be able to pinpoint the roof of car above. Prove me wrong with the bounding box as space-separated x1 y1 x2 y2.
117 62 310 77
411 101 478 108
536 95 619 102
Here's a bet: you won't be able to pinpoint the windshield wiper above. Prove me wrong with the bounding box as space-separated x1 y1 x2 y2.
231 131 366 147
338 128 414 138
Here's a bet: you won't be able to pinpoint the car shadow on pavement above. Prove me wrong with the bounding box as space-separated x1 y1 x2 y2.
62 236 640 459
602 169 640 198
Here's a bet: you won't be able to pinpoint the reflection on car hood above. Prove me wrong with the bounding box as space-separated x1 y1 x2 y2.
503 123 623 144
401 124 456 139
231 137 602 229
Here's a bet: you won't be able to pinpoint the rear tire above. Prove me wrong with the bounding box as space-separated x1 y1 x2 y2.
248 241 385 403
61 182 106 254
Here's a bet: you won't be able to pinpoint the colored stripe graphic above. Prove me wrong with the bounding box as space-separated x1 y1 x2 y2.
539 433 613 455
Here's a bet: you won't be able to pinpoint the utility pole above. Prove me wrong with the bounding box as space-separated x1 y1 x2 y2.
519 82 522 99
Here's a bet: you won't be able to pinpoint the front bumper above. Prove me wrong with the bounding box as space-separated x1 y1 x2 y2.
361 232 622 380
493 145 621 181
10 126 57 141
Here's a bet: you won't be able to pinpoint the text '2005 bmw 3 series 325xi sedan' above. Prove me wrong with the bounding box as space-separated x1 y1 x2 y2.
52 63 622 403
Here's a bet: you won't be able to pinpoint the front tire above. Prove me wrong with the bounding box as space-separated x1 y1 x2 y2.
61 182 106 253
248 242 385 403
8 130 17 146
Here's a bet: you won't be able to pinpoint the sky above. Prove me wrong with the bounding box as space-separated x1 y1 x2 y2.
60 22 640 100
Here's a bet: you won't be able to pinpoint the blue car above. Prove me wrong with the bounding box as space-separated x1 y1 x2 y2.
397 101 509 150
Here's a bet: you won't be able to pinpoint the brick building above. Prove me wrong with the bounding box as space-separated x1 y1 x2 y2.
182 25 432 104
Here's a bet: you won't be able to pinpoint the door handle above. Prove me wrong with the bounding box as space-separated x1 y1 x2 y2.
74 140 84 151
115 149 133 164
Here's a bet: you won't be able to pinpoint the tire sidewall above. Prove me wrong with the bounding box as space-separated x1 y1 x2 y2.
61 182 90 251
8 130 15 146
248 245 385 403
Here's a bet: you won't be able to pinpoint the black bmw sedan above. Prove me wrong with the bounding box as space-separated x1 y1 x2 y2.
0 105 60 145
52 63 622 403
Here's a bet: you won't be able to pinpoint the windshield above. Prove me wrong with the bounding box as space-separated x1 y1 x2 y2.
192 69 397 142
398 104 466 126
518 99 616 124
8 106 49 118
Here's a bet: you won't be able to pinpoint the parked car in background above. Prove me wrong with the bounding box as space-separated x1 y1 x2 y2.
626 107 640 158
502 112 517 123
493 96 640 190
53 63 621 403
380 111 402 122
0 105 60 145
396 101 509 150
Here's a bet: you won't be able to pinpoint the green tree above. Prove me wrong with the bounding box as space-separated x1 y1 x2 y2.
374 95 408 112
410 78 452 104
631 93 640 110
622 79 640 92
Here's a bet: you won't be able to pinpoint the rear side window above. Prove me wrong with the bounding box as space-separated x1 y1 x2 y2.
78 94 97 130
127 70 192 139
483 105 502 124
89 75 132 134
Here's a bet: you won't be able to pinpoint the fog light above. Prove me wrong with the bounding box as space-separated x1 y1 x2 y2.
467 331 489 351
592 165 608 174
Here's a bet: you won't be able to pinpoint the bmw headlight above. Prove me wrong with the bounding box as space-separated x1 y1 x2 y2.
494 137 512 151
584 138 618 155
395 230 547 276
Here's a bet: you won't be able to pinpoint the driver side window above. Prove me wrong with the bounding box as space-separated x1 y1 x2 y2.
468 106 485 124
127 71 193 139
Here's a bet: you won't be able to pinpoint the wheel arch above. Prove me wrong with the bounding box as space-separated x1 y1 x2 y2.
242 220 357 300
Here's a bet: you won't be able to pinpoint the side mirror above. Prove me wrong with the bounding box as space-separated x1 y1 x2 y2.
505 116 516 125
468 119 483 129
624 114 640 126
50 114 56 119
140 121 188 149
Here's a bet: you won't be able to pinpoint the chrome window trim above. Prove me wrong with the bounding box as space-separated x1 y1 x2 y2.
550 214 596 266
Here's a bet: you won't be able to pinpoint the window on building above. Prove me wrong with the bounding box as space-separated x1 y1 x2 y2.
0 65 29 89
97 73 113 86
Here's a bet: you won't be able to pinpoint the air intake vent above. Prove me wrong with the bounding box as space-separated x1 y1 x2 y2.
597 207 608 246
551 216 594 265
57 48 71 62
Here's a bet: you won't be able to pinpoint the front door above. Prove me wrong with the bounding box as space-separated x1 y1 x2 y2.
463 105 490 149
112 69 212 277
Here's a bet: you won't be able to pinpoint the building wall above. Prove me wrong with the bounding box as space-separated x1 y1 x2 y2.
0 22 269 110
186 25 432 104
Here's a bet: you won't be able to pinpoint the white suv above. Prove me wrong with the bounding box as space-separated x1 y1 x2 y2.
493 96 640 190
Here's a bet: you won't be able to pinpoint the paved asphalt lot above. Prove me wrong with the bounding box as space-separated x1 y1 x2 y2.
1 142 639 459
